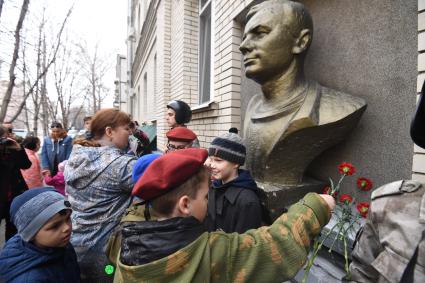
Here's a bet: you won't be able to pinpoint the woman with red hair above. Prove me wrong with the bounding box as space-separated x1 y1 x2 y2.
65 108 136 282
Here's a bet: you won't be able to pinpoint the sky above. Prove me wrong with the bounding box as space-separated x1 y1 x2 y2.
0 0 128 107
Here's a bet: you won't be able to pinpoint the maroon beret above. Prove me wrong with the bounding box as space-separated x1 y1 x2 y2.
132 148 208 201
166 127 197 142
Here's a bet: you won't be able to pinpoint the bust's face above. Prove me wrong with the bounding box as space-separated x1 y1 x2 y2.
240 7 297 84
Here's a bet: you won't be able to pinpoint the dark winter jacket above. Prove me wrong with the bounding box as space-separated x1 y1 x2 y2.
0 145 31 210
0 234 80 283
120 216 205 266
205 169 262 233
41 136 73 174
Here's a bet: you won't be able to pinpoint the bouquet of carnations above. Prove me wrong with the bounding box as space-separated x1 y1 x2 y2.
301 162 372 283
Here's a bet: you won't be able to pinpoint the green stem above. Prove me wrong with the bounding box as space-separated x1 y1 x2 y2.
332 174 345 194
328 221 344 252
343 236 350 276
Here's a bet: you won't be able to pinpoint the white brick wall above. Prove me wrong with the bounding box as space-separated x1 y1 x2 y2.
131 0 259 150
413 1 425 181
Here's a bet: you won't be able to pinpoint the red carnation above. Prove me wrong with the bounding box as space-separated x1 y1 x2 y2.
357 177 373 191
356 202 370 218
339 194 353 204
338 162 356 176
323 186 338 197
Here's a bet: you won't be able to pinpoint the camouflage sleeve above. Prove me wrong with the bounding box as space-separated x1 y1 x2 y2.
208 192 331 282
347 218 383 282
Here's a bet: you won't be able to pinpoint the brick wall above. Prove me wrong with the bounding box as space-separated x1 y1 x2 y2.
186 0 254 148
132 0 257 151
155 0 172 149
414 0 425 182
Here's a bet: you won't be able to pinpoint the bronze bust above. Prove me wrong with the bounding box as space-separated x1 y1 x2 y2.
240 0 366 186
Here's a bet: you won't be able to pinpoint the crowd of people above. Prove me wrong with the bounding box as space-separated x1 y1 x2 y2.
0 96 423 282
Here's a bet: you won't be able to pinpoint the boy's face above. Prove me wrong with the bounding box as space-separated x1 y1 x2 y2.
166 108 177 127
84 119 91 131
166 140 192 153
33 210 72 248
209 156 239 183
188 177 209 222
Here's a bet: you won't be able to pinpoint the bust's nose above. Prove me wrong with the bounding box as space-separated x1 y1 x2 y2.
239 36 253 54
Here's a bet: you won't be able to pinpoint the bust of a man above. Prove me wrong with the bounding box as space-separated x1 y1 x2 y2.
240 0 366 186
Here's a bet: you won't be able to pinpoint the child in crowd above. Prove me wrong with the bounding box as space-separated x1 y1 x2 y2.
166 100 192 129
106 153 162 265
205 131 263 233
44 161 66 195
165 127 197 153
21 136 43 189
112 148 335 282
0 188 80 282
166 100 200 147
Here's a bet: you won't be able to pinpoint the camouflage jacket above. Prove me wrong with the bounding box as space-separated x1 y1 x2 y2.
348 180 425 283
113 192 331 283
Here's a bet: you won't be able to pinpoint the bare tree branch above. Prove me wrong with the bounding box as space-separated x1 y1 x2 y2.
6 5 73 123
0 0 30 123
0 0 5 24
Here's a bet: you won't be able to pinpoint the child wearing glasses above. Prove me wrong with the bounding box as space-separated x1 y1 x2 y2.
165 127 197 153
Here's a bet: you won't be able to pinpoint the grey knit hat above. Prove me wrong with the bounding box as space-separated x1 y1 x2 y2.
208 132 246 165
10 188 72 242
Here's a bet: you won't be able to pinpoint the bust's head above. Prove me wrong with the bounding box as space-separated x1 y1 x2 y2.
240 0 313 84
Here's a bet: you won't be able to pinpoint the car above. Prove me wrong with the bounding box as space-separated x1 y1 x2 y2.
67 129 79 138
12 128 28 138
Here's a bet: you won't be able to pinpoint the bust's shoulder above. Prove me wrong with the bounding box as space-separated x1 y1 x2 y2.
318 84 367 124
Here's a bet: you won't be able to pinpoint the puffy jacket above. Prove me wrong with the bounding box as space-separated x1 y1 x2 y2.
0 234 80 283
65 144 136 281
21 148 43 189
44 172 65 195
0 145 31 206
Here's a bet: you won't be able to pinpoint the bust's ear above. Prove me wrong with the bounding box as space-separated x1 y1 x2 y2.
292 29 311 54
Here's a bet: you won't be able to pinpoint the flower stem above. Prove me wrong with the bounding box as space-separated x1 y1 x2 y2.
332 174 345 195
343 236 350 276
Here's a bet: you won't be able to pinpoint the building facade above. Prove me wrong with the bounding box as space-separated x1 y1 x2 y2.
415 0 425 182
119 0 423 184
122 0 246 151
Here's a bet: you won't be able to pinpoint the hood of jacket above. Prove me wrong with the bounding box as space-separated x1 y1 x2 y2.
120 216 205 266
65 144 127 190
0 235 69 281
212 169 258 191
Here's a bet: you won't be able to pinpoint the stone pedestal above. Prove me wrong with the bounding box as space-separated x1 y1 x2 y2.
257 177 327 221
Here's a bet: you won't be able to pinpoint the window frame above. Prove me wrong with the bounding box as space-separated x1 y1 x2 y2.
197 0 215 105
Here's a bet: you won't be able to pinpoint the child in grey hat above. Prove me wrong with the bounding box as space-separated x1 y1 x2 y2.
0 187 80 282
205 130 264 233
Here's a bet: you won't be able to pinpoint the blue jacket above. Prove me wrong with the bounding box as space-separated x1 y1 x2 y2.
0 235 80 283
41 136 73 172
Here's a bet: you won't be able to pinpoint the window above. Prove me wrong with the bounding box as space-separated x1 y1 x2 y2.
198 0 213 104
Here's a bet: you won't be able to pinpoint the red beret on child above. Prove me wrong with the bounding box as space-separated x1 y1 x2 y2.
132 148 208 201
166 127 197 142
